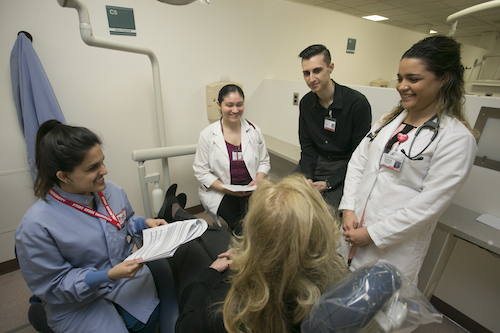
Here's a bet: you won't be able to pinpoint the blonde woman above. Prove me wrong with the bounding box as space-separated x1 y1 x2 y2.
174 174 349 333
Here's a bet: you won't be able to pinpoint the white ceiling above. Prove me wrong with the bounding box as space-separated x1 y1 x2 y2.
288 0 500 38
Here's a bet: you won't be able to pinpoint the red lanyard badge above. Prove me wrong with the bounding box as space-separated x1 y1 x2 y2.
49 189 122 230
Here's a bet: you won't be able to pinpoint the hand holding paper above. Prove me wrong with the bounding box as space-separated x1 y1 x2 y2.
221 184 257 192
126 219 208 263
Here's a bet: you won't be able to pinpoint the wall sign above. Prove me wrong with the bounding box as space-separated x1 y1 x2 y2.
106 6 136 36
346 38 356 54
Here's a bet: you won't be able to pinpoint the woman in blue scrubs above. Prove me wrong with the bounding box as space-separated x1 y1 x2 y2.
15 120 166 333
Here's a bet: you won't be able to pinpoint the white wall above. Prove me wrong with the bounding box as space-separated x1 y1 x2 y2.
1 0 499 329
255 79 500 331
0 0 431 263
254 79 500 217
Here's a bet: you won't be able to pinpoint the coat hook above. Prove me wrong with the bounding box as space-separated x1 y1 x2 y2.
18 31 33 43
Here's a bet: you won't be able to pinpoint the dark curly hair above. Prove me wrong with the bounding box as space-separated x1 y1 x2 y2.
34 120 102 200
382 35 476 136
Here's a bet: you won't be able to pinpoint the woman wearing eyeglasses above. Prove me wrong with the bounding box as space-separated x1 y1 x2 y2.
339 36 478 284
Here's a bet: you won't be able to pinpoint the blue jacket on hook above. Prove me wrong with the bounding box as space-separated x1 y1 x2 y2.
10 32 66 182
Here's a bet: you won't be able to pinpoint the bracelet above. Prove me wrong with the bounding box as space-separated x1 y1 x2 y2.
342 212 353 217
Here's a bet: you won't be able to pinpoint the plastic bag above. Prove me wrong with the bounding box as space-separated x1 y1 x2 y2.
301 260 442 333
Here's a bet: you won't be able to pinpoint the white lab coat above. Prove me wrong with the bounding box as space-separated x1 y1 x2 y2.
339 110 477 283
193 118 270 223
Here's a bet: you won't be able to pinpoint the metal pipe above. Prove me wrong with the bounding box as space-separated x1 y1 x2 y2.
448 20 457 37
446 0 500 23
58 0 200 215
57 0 167 148
137 162 153 217
132 145 196 215
132 144 197 162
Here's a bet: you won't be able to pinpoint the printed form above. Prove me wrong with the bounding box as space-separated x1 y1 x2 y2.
126 219 208 263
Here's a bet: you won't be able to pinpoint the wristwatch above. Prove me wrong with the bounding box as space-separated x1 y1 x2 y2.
325 180 332 191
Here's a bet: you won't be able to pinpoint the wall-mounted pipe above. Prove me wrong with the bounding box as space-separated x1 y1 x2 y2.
447 0 500 36
57 0 176 193
132 144 197 162
57 0 166 148
132 145 197 217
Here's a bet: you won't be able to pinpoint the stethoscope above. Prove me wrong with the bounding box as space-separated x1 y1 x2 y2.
366 110 440 161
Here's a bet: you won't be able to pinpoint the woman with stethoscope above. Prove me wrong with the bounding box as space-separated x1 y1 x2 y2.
338 35 478 284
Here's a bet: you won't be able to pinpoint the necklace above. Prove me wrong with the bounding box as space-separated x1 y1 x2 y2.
409 114 435 126
411 116 423 125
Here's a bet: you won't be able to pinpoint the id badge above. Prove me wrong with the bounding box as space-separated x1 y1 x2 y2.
116 209 127 228
324 117 336 132
232 151 243 161
380 152 403 172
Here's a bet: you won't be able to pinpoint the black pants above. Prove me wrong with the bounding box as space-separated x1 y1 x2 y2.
217 178 251 235
167 227 231 312
294 156 347 211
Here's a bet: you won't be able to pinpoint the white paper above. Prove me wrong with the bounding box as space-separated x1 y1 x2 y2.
476 213 500 231
221 184 256 192
126 219 208 263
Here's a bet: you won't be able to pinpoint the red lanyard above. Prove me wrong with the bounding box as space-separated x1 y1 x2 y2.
48 189 122 230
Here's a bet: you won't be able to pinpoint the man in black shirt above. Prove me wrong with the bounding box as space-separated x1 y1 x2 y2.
297 44 372 210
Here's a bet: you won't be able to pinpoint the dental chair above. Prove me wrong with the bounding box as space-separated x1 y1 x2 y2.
22 244 179 333
301 260 442 333
25 258 439 333
28 296 52 333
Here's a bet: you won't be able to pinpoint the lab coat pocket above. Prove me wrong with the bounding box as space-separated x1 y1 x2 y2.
375 205 396 224
398 158 429 190
248 131 263 147
392 234 418 255
376 207 417 255
388 149 430 191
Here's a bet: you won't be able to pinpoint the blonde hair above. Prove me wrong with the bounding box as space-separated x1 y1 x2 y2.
222 174 349 333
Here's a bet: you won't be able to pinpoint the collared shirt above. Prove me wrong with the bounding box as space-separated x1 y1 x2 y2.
298 80 372 187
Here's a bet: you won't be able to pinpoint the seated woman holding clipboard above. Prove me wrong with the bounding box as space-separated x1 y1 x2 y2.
193 84 270 234
15 120 169 333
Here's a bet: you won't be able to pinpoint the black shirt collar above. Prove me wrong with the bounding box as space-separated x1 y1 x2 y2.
313 80 343 111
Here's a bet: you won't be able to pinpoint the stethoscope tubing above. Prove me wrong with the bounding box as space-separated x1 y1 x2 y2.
367 110 439 160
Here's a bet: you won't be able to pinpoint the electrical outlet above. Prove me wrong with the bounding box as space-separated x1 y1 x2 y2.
293 92 299 106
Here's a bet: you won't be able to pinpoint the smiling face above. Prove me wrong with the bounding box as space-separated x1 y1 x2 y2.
397 58 444 116
218 91 244 125
302 54 334 94
58 144 108 196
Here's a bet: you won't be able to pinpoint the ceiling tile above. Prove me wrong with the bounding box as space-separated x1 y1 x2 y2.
440 0 485 9
405 2 450 13
472 11 500 21
317 2 349 11
388 13 426 21
356 3 396 12
375 8 413 17
287 0 500 39
332 0 378 6
288 0 330 4
383 0 432 7
336 7 366 15
404 18 433 25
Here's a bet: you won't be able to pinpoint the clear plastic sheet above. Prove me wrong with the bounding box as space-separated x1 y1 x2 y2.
301 260 442 333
